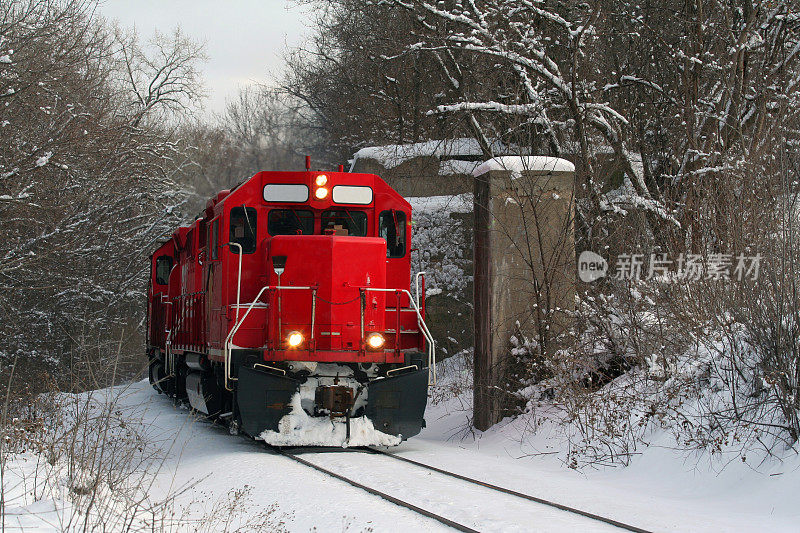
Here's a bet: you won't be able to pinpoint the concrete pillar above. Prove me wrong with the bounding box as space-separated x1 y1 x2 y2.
473 157 576 431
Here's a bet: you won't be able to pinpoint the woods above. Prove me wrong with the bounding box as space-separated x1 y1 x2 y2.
0 1 303 395
0 0 199 392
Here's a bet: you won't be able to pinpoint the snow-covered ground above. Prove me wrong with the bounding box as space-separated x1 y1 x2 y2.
4 363 798 532
419 384 800 533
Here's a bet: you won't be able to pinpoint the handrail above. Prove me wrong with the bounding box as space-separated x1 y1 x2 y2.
164 329 172 376
228 242 243 323
310 288 317 349
164 300 186 378
223 284 436 390
386 364 419 376
414 271 426 309
364 287 436 385
253 363 286 375
223 284 314 391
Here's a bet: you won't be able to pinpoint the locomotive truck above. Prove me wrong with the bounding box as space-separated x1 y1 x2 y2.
146 164 435 446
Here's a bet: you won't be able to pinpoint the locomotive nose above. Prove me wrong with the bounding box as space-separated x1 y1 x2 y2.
268 235 388 350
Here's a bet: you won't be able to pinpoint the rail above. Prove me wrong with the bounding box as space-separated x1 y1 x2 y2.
367 448 653 533
164 291 205 379
414 271 425 309
270 447 478 532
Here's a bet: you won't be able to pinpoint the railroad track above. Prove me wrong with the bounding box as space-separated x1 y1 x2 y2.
267 445 654 533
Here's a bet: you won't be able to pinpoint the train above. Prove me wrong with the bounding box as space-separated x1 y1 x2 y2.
146 162 435 446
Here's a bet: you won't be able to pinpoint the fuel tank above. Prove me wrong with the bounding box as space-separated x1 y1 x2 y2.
267 235 387 351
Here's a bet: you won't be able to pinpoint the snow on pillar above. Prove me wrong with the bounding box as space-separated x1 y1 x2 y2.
472 156 576 431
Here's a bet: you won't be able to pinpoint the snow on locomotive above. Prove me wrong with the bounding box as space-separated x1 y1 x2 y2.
146 166 434 446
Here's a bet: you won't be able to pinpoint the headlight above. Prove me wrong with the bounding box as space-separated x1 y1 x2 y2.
287 331 303 348
315 174 328 186
315 187 328 199
366 333 385 350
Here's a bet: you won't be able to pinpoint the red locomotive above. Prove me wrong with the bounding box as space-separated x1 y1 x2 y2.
146 164 435 446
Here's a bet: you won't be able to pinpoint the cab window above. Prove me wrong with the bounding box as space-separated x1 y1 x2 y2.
210 219 219 260
229 206 257 254
185 229 194 257
321 210 368 236
268 209 314 235
198 220 206 249
155 255 173 285
379 210 406 257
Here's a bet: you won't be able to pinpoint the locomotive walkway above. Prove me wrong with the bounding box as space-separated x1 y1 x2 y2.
268 445 654 533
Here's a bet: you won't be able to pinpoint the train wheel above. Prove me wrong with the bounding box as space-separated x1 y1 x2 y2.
148 359 170 394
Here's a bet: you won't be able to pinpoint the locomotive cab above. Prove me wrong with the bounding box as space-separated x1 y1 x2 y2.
147 167 434 446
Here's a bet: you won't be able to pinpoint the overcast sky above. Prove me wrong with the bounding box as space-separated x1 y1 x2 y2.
98 0 311 118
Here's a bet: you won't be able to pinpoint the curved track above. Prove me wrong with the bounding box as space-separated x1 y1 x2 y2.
267 445 654 533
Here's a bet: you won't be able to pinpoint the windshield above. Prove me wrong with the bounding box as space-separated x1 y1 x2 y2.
268 209 314 236
321 210 368 236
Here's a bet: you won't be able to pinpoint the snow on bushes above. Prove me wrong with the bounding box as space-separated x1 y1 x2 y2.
408 193 472 299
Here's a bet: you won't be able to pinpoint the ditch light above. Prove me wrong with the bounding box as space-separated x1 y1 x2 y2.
287 331 304 348
366 332 385 350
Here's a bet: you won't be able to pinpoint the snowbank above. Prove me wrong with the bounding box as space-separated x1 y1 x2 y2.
415 351 800 532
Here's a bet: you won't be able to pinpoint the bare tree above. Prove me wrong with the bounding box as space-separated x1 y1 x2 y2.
171 86 311 214
0 0 205 393
114 26 207 127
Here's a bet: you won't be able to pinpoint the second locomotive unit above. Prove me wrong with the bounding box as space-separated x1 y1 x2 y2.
146 165 435 446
